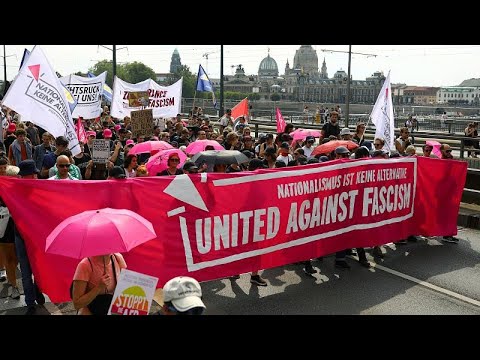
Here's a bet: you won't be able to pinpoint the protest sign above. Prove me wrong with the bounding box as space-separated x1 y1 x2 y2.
108 269 158 315
131 109 153 138
128 91 149 108
92 139 110 163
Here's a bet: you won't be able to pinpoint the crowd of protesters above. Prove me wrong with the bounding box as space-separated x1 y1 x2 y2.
0 104 463 314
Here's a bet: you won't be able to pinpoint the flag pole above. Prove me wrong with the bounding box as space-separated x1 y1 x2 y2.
191 90 197 119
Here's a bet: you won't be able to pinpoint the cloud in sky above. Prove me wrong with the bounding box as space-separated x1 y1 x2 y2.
3 45 480 87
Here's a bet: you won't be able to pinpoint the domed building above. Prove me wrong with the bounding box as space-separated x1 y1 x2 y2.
258 53 279 78
293 45 319 77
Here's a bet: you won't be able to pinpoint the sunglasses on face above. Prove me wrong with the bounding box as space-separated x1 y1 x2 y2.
374 143 382 147
424 149 432 152
169 158 180 162
445 150 452 153
58 164 71 168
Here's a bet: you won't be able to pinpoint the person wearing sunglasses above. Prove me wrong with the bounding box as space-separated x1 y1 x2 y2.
157 153 184 176
439 144 454 160
422 145 438 158
48 155 78 180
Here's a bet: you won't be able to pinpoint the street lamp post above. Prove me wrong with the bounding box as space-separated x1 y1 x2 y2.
220 45 224 117
99 45 127 83
346 45 352 127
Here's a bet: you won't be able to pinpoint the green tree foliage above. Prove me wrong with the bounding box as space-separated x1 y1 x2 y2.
88 60 155 87
270 93 281 101
122 62 156 84
168 65 196 98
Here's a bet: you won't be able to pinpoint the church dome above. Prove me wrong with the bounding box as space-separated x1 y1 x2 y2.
293 45 318 76
258 54 279 77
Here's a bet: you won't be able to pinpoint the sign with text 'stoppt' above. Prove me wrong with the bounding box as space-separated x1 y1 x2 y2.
108 269 158 315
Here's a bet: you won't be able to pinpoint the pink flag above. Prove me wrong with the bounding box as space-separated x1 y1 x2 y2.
276 107 286 133
76 117 87 144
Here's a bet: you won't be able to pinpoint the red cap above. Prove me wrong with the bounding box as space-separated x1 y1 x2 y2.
7 123 16 132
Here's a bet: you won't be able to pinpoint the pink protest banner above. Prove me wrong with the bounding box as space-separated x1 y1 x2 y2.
0 157 466 302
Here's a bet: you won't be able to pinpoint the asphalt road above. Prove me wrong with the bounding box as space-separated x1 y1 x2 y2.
2 227 480 315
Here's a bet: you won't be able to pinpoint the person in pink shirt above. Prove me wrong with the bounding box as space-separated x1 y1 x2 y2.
71 253 127 315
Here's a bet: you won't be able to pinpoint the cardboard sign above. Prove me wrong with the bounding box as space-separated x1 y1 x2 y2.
108 269 159 315
131 109 154 138
128 91 150 107
91 139 110 163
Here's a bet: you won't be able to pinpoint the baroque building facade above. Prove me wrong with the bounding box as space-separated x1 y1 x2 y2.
224 45 387 104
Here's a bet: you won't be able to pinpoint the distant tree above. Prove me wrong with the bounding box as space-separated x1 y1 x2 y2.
248 93 261 100
122 62 156 84
270 93 281 101
75 71 87 77
168 65 196 98
89 60 155 87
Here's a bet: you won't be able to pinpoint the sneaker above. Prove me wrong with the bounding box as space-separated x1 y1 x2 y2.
359 260 372 268
395 239 407 245
372 246 385 258
35 287 46 305
11 286 21 300
442 236 459 244
303 263 317 275
0 268 6 282
335 260 351 269
229 274 240 280
250 275 268 286
407 235 419 242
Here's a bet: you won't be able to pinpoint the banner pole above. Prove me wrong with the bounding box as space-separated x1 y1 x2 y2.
191 90 197 119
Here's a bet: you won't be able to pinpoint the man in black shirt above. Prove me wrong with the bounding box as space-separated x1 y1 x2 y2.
321 111 340 140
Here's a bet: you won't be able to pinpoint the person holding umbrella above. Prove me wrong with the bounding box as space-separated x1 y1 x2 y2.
46 208 157 315
72 252 127 315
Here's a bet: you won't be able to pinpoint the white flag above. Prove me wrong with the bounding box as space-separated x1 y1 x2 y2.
60 71 106 119
370 71 394 152
2 46 80 155
111 76 182 119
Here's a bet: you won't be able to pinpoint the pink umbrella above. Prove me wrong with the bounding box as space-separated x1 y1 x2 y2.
290 128 322 141
128 141 173 155
426 140 442 158
185 140 225 155
45 208 157 259
146 148 187 175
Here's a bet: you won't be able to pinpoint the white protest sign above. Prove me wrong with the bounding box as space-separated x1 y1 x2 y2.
111 77 182 119
108 269 158 315
60 72 106 119
92 139 110 163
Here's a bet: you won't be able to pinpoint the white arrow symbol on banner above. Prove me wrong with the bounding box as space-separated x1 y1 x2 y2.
163 174 208 212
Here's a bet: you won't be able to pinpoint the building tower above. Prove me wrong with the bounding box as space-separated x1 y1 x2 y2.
320 57 328 79
169 48 182 73
285 59 290 76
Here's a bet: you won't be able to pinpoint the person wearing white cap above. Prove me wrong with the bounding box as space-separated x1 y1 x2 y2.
161 276 206 315
340 128 353 141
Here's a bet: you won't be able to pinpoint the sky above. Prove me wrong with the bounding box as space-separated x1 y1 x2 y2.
3 45 480 87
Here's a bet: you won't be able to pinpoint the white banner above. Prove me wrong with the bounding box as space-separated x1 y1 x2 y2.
2 46 80 155
108 269 158 316
111 77 182 119
370 71 394 152
60 72 106 119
